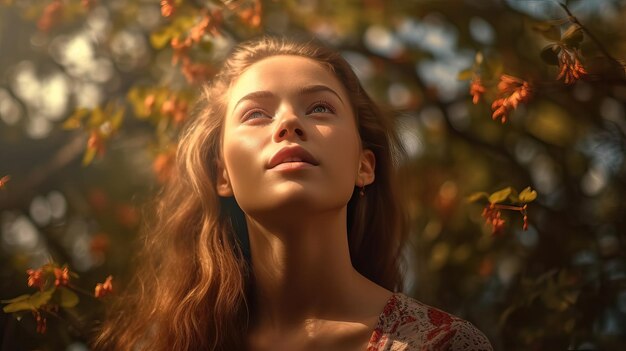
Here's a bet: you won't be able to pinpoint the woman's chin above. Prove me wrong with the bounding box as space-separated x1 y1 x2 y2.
266 189 320 208
242 192 334 215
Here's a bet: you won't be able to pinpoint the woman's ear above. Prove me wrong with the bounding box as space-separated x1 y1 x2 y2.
357 149 376 186
216 159 234 197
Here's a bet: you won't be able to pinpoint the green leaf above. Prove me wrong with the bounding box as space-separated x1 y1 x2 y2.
1 294 31 304
150 14 196 49
63 108 90 129
87 107 106 128
29 289 54 309
3 300 32 313
519 187 537 202
3 289 55 313
457 69 473 81
63 118 82 129
150 27 174 49
466 192 489 203
532 22 561 42
127 87 150 118
82 146 97 166
561 25 584 47
54 287 79 308
540 44 561 66
489 187 512 204
110 106 125 130
507 187 520 203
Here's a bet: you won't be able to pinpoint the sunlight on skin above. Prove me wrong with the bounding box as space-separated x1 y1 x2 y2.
217 55 390 350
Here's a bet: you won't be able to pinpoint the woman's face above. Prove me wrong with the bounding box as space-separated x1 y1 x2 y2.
216 55 375 216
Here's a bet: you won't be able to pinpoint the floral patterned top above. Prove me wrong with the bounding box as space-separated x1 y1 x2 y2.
366 293 493 351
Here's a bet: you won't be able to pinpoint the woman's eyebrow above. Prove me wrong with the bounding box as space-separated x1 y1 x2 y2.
233 91 275 112
233 84 345 113
297 84 345 105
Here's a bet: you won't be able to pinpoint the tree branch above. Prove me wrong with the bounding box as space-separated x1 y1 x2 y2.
558 2 624 67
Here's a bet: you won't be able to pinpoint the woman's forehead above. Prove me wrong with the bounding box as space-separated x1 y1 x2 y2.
226 55 348 104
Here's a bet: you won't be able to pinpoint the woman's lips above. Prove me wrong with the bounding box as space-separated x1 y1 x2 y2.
270 161 316 171
267 145 319 169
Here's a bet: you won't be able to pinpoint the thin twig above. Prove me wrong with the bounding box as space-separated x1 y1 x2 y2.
558 2 623 66
68 283 95 299
493 204 525 211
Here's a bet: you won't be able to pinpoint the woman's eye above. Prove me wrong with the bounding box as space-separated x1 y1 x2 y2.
243 110 270 121
308 102 335 115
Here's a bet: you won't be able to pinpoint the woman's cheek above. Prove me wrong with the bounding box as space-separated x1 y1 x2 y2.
223 130 265 192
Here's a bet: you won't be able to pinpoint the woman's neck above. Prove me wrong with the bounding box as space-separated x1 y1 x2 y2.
244 206 390 333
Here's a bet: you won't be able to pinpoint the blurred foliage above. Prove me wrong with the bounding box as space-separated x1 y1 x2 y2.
1 0 626 350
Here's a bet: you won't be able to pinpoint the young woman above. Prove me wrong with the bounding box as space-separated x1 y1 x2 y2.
94 37 493 351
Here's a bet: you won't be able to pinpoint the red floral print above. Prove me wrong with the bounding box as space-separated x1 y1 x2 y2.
366 293 492 351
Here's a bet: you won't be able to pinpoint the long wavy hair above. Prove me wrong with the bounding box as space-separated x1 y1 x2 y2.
93 36 408 351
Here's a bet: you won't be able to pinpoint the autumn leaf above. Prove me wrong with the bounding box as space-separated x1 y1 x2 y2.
519 187 538 202
489 187 513 204
556 48 588 85
63 108 90 129
561 25 584 47
82 148 97 166
469 77 486 104
53 287 79 308
491 75 532 123
2 289 54 313
94 275 114 298
467 192 489 203
457 68 473 80
1 295 31 313
0 175 10 189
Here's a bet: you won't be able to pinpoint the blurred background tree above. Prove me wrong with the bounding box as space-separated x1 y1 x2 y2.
1 0 625 350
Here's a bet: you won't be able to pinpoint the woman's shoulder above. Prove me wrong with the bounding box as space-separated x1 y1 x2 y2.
366 292 493 351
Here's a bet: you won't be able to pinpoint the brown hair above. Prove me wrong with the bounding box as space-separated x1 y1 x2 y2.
93 36 408 351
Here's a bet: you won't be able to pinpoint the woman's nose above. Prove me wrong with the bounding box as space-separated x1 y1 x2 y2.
273 110 307 142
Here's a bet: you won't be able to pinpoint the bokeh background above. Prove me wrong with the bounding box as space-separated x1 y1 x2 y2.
1 0 625 350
